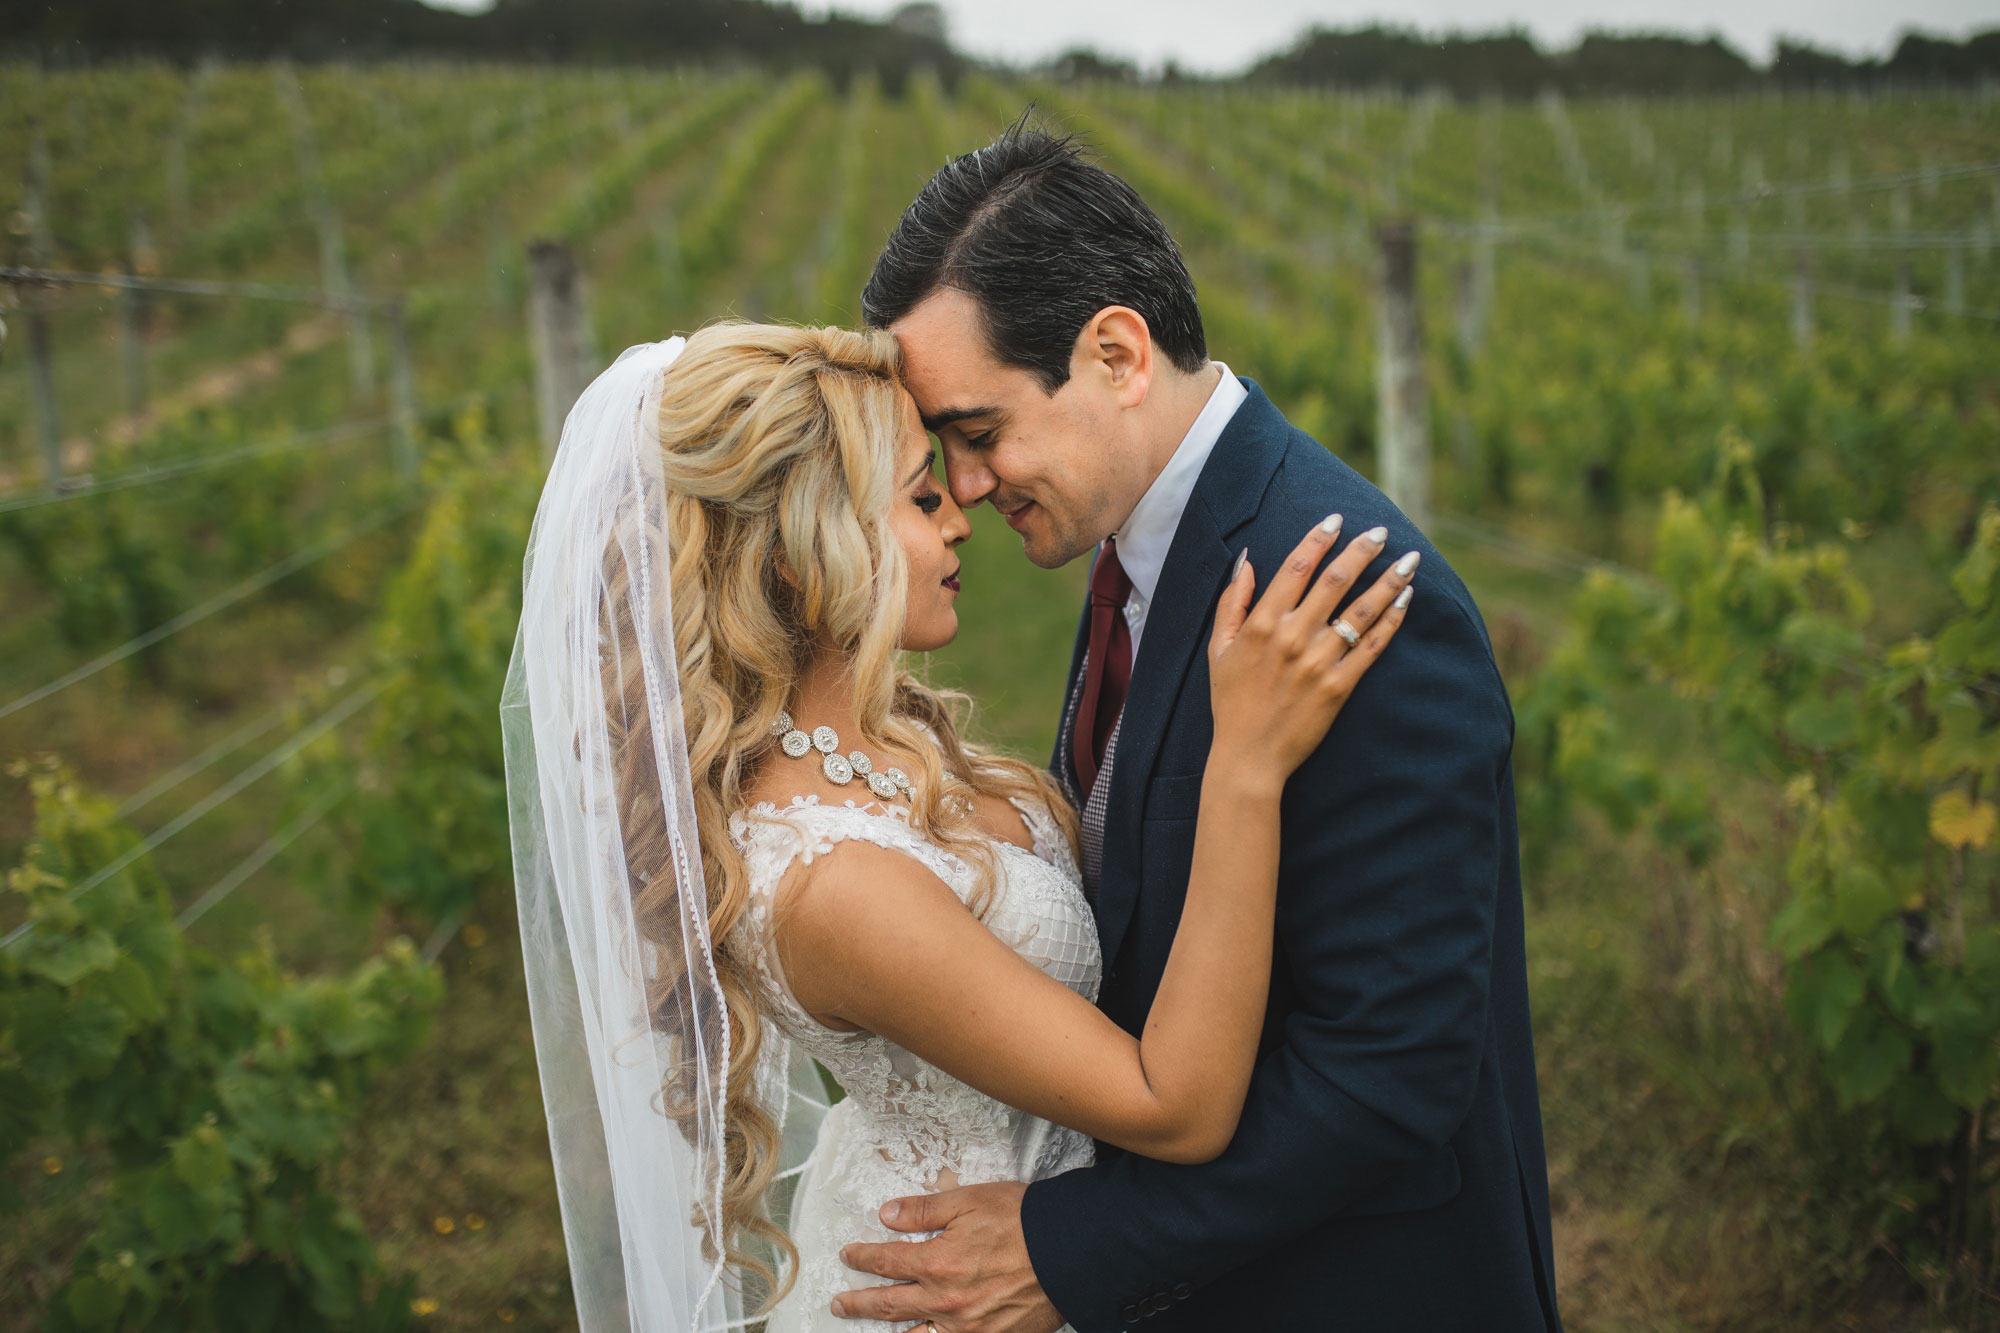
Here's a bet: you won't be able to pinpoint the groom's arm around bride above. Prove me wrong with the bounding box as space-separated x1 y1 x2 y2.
838 123 1562 1333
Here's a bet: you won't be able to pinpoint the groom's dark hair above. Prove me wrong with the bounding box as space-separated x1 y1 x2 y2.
861 115 1207 393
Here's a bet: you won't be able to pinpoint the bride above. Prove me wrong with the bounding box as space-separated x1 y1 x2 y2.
502 323 1414 1332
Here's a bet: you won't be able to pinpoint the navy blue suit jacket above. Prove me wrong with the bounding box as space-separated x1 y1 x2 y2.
1019 380 1562 1333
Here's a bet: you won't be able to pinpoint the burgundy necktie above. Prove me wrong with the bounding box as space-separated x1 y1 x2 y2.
1073 537 1133 803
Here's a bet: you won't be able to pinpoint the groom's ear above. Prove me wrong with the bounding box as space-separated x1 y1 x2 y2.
1076 306 1153 410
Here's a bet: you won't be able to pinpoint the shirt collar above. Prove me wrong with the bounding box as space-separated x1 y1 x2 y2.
1113 361 1246 609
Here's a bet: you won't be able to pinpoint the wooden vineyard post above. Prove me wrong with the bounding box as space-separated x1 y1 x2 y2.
486 220 514 311
1892 259 1913 345
1375 221 1431 530
388 300 419 487
1452 261 1478 362
1680 255 1702 326
1945 240 1966 319
20 119 62 490
117 282 146 417
275 64 374 401
119 213 156 417
1455 206 1495 359
166 60 215 236
23 291 62 493
26 118 56 262
528 240 592 463
323 214 375 402
1792 251 1813 352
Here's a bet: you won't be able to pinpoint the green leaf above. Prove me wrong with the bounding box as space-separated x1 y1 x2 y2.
0 1062 46 1160
1792 951 1867 1051
1778 610 1867 668
1782 694 1860 751
1933 1025 1999 1111
171 1126 234 1195
1831 863 1897 938
1948 507 2000 610
29 929 120 989
13 990 131 1090
142 1173 220 1255
214 1258 285 1333
1887 1072 1963 1144
1770 895 1834 963
62 1274 125 1330
99 952 167 1025
1830 1008 1911 1107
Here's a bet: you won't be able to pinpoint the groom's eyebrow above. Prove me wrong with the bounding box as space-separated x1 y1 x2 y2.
920 405 1000 433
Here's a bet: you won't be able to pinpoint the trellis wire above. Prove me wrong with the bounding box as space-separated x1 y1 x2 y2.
175 782 348 929
116 697 293 819
1 675 387 949
0 417 390 514
0 493 420 723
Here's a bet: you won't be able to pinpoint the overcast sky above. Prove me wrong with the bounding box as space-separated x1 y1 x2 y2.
812 0 1996 72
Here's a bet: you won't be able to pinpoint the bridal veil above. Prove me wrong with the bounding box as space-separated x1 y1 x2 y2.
500 338 824 1331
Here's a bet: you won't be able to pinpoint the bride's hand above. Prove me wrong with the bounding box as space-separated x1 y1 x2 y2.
1208 515 1416 782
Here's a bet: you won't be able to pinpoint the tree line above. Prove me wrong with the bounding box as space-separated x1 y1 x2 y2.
1245 26 2000 97
5 2 1996 97
0 0 963 88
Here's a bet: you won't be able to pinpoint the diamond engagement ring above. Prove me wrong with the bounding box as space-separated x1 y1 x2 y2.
1332 618 1361 648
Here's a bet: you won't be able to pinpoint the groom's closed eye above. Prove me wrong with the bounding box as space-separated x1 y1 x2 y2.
921 405 1003 438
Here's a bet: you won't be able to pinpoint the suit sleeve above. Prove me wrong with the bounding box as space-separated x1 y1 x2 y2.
1019 581 1515 1332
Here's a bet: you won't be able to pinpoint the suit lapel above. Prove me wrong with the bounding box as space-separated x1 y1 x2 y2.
1093 379 1292 967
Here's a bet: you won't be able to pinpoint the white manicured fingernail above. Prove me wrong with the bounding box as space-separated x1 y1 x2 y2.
1232 547 1249 581
1363 526 1388 546
1393 585 1413 609
1393 550 1420 578
1318 512 1343 535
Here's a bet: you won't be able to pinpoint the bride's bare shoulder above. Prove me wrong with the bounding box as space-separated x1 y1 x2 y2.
764 829 974 1030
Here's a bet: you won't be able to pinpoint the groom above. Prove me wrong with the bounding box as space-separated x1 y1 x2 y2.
836 125 1562 1333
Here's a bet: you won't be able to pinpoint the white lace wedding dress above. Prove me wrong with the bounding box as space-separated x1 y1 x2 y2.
727 792 1100 1333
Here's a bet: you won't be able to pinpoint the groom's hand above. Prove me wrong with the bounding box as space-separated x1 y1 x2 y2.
834 1181 1064 1333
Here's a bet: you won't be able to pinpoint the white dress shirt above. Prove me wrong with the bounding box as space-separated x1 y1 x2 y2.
1112 361 1247 664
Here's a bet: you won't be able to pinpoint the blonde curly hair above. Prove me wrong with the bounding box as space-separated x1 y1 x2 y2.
596 321 1078 1308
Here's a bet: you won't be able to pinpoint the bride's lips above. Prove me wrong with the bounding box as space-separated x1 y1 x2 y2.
942 566 961 593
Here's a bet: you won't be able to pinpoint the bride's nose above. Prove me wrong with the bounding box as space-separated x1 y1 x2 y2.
940 490 972 547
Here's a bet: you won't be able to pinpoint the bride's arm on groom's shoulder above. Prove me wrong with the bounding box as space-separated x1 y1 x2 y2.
1017 551 1515 1327
775 519 1413 1166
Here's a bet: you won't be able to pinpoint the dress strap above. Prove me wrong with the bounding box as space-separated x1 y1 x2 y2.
728 795 970 904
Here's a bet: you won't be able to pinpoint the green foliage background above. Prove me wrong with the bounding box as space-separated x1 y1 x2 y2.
1 63 1996 1330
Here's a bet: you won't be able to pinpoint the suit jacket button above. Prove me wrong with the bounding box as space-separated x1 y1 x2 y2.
1120 1304 1141 1325
1148 1293 1170 1313
1172 1282 1193 1300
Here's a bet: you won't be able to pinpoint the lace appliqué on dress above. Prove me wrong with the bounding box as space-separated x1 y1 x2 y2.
726 793 1099 1333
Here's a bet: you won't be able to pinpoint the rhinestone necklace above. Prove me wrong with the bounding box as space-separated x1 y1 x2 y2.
769 709 914 803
